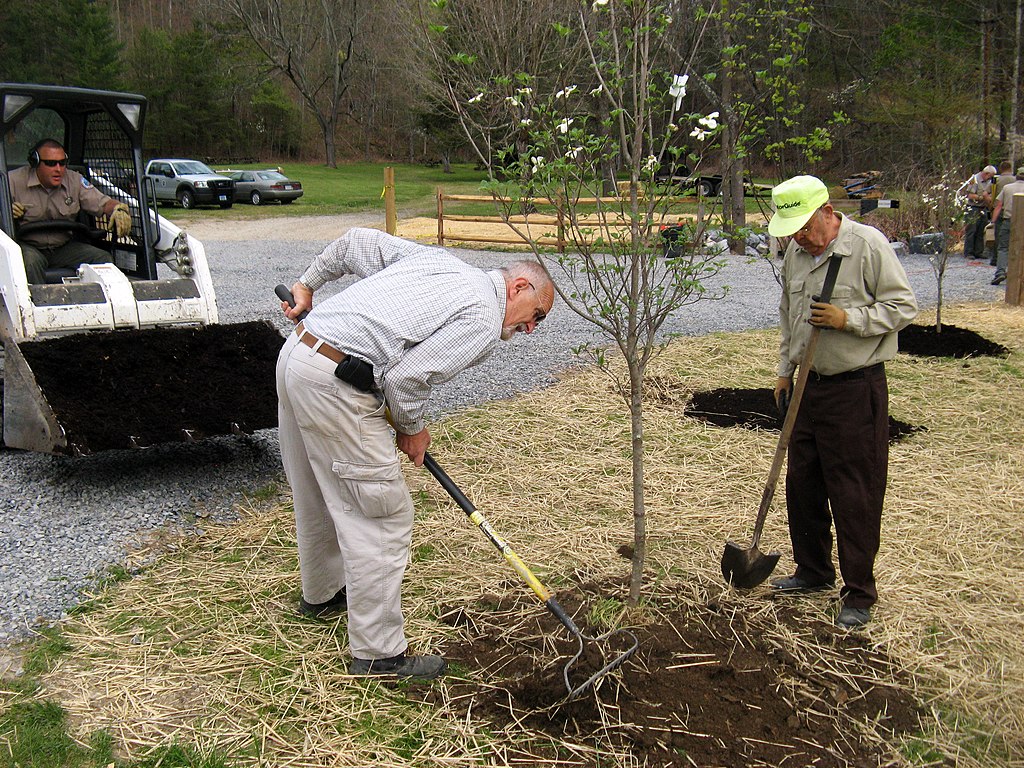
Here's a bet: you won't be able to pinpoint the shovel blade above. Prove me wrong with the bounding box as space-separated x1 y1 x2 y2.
721 540 781 589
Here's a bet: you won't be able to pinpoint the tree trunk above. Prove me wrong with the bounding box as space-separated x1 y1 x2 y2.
628 362 646 606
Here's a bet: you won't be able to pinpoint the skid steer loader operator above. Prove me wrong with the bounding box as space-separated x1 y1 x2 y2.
9 137 131 283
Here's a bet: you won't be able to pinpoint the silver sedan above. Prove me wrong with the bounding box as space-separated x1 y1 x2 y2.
224 169 303 205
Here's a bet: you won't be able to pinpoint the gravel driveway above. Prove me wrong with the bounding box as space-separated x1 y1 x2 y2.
0 213 1004 649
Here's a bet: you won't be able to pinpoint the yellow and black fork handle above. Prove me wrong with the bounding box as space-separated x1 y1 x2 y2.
422 452 583 638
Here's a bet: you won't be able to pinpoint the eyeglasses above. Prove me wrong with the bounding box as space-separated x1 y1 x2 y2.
40 158 69 168
795 208 821 235
527 282 547 324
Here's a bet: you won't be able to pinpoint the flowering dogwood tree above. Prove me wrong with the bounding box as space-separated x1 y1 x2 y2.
422 0 728 603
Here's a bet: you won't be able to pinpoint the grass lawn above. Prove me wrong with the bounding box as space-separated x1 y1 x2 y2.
158 162 492 223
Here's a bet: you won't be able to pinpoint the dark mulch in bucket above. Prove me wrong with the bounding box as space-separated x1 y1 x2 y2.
898 322 1009 358
684 387 925 444
415 585 921 767
15 321 284 454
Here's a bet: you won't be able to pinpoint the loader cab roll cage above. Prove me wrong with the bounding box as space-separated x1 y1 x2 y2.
0 83 162 281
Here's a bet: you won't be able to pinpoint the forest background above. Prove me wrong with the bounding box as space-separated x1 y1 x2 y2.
0 0 1021 194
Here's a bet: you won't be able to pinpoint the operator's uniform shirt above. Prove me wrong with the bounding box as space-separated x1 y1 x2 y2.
8 165 112 248
777 213 917 610
277 228 508 661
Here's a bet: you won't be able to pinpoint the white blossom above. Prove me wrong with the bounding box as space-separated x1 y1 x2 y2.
669 74 688 111
557 118 574 133
690 127 708 141
555 85 578 99
643 155 659 173
565 146 583 160
589 84 603 96
530 156 545 172
519 118 533 127
592 0 610 9
516 87 533 96
468 92 484 104
698 111 719 129
505 96 522 107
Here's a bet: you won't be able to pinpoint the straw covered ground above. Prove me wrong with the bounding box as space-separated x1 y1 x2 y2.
6 302 1022 767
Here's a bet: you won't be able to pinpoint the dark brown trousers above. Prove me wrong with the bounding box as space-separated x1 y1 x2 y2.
785 363 889 609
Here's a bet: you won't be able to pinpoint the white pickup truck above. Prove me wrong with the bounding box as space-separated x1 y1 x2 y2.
144 158 234 209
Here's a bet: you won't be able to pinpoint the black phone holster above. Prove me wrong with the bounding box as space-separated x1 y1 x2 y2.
334 355 375 393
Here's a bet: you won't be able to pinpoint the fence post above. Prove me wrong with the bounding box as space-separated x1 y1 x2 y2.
1007 193 1024 305
436 188 444 246
556 202 565 253
384 167 397 235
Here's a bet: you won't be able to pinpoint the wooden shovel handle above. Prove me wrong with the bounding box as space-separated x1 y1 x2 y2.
749 255 842 548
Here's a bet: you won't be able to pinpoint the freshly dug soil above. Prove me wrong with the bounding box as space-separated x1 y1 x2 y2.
684 387 925 443
898 322 1009 358
420 586 920 767
15 321 284 454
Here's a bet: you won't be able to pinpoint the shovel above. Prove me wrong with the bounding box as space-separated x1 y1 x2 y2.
721 255 842 588
423 453 639 701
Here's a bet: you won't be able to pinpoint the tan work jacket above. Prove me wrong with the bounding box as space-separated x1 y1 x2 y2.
778 214 919 378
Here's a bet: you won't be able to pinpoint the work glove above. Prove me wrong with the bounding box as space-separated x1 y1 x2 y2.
12 201 25 220
809 301 847 330
107 203 132 238
774 376 792 419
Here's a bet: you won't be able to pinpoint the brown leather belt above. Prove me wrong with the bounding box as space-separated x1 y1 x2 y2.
295 321 346 364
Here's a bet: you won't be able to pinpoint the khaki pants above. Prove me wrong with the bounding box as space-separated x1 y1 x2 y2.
276 331 414 659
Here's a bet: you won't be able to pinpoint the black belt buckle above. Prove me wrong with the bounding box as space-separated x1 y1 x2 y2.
334 355 375 392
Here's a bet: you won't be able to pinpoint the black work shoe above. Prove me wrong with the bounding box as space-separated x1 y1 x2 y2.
769 574 835 593
836 606 871 629
349 653 447 680
298 587 347 618
992 270 1007 286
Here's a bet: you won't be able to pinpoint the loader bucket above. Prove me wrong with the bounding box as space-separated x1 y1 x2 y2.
3 321 285 455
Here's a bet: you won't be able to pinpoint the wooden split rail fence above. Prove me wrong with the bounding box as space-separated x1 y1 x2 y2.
434 190 715 252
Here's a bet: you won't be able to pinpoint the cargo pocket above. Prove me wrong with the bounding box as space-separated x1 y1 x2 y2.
332 459 409 519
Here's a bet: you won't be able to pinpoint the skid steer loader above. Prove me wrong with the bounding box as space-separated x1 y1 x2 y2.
0 83 283 456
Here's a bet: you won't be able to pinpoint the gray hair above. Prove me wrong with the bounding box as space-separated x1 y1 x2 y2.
500 260 552 289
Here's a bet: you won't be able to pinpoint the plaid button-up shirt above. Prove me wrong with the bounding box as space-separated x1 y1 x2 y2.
300 228 507 435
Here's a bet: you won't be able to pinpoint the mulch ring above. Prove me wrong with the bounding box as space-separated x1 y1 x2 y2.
898 322 1010 358
681 386 925 443
414 582 920 768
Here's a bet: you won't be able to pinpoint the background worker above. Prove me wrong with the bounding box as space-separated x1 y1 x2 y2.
989 161 1016 265
767 175 918 630
989 166 1024 286
8 138 131 284
961 164 997 260
278 227 554 681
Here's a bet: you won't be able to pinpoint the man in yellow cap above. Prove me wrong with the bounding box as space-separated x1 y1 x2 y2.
767 175 918 629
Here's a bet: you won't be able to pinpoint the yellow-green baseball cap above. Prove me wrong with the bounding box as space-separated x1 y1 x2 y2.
768 175 830 237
